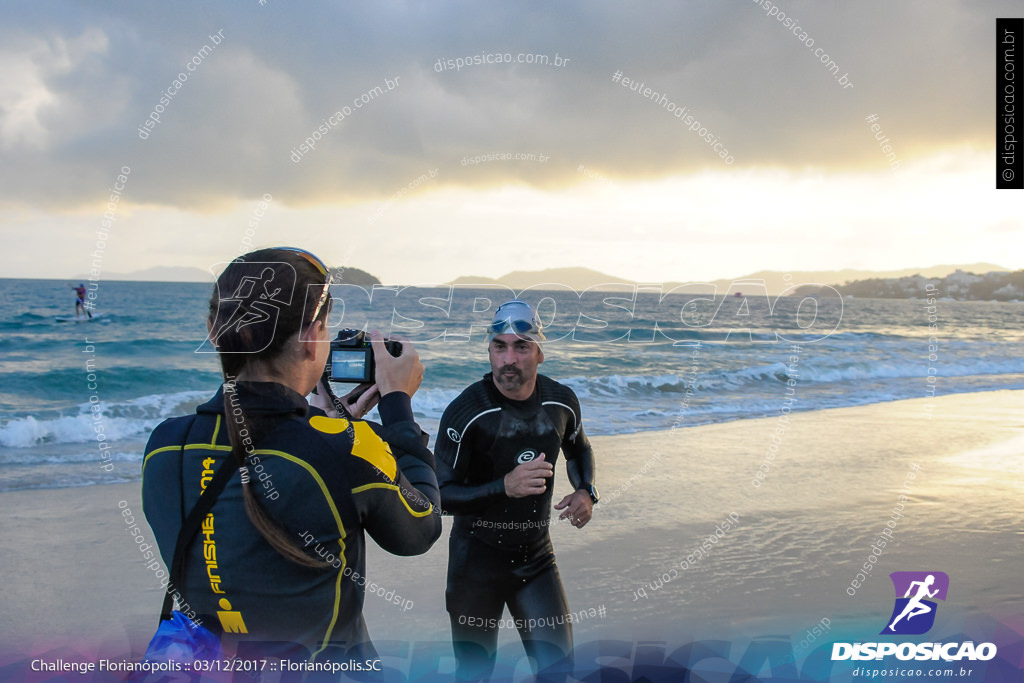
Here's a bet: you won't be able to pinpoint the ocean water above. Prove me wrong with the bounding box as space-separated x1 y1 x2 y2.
2 277 1023 492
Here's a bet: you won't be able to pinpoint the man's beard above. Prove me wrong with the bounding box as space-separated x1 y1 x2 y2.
495 364 524 390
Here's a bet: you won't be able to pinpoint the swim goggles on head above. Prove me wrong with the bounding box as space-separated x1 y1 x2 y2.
488 300 545 340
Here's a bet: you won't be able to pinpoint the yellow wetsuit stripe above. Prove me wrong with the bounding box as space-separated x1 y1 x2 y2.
350 482 434 518
325 540 346 661
253 449 348 659
210 414 221 445
145 415 229 477
184 444 232 452
142 445 180 477
141 444 183 508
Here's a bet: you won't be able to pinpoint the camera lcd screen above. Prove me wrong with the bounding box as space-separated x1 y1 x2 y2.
330 349 369 382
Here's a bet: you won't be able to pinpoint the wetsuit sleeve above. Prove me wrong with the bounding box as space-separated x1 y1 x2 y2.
373 392 439 509
357 467 442 555
436 455 507 514
564 426 595 490
141 415 194 568
560 389 596 490
435 393 507 514
351 392 442 554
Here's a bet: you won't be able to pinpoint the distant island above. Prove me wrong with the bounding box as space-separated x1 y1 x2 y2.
795 269 1024 302
328 266 379 287
446 263 1010 296
73 264 381 287
451 267 621 290
73 266 216 282
72 262 1018 300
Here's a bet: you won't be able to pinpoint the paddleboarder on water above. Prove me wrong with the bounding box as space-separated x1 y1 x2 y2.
70 283 92 319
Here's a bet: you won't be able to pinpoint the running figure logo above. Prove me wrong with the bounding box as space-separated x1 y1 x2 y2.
198 262 295 354
881 571 949 635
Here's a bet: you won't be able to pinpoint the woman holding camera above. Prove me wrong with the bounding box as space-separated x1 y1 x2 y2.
142 247 440 662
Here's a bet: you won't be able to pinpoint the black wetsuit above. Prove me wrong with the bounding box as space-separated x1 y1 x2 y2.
142 381 441 662
436 373 596 680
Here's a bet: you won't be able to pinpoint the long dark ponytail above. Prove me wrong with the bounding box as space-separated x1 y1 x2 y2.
209 248 331 569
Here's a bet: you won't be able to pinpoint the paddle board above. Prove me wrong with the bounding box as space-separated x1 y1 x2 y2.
55 312 104 323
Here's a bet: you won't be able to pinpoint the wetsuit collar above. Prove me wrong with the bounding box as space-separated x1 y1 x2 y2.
197 380 310 417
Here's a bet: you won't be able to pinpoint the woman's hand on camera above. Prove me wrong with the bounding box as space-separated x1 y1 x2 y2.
310 380 379 420
344 383 380 420
309 379 337 417
370 330 424 398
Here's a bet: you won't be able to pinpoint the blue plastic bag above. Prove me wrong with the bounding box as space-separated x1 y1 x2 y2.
143 610 223 663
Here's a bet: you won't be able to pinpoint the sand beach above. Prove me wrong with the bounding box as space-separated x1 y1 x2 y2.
1 390 1021 679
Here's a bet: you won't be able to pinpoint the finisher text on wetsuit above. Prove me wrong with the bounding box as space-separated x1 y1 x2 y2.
436 300 598 681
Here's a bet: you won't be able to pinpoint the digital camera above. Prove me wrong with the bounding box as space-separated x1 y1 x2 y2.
326 329 402 383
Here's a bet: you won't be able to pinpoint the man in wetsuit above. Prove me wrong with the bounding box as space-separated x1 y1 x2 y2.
436 299 599 680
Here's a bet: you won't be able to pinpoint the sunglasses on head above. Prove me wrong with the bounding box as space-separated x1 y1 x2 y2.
276 247 331 325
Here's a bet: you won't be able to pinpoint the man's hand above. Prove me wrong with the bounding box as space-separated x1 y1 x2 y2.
554 489 593 528
504 453 553 498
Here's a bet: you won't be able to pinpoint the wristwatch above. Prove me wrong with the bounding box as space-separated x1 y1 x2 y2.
580 483 599 504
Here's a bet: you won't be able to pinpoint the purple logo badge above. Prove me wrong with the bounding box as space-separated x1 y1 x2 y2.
881 571 949 635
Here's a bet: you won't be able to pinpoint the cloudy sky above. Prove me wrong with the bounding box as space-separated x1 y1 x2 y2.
1 0 1020 284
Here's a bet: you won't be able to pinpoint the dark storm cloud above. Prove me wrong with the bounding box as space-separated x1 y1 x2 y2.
0 0 1013 209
